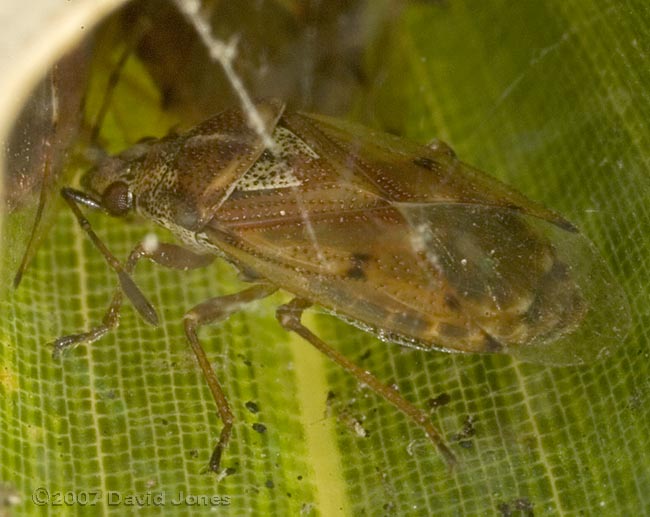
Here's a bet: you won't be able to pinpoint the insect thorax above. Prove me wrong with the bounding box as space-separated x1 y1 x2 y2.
121 121 316 254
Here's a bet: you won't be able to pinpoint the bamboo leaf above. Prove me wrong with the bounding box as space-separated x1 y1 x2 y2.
1 1 648 515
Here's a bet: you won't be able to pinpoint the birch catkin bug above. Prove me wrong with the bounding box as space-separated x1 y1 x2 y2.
19 98 629 472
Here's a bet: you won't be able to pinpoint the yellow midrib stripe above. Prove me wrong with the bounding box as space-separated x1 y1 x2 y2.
287 312 350 516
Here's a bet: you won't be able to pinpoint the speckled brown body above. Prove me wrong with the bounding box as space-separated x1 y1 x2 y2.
84 99 587 359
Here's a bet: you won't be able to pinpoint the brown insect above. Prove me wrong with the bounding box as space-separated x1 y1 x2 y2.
17 98 629 472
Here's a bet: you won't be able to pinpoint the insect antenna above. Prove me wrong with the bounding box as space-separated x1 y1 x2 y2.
61 187 159 326
12 153 54 289
88 17 150 146
12 69 62 290
13 18 148 290
14 18 151 288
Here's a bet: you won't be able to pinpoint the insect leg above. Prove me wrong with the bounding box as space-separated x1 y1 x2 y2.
51 242 214 357
182 283 278 473
61 188 158 326
276 298 457 469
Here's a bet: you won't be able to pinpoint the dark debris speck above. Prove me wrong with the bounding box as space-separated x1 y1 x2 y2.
245 401 260 414
428 393 451 409
252 423 267 434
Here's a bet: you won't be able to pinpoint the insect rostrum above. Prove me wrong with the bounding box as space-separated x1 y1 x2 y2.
34 99 629 472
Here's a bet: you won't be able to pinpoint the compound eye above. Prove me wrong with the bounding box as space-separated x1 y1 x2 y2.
102 181 133 216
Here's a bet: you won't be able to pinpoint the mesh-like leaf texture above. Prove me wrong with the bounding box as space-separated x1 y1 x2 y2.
1 1 648 515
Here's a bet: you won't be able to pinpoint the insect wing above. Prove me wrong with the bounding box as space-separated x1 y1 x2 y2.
209 197 465 352
282 111 577 232
208 109 629 366
212 194 628 366
399 203 630 365
282 111 630 364
509 212 630 365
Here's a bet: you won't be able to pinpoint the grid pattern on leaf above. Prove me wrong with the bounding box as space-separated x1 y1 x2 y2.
1 0 649 515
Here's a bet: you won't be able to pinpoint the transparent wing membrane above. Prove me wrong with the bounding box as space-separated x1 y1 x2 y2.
399 203 630 365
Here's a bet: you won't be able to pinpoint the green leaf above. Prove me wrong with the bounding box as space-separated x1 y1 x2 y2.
1 0 648 515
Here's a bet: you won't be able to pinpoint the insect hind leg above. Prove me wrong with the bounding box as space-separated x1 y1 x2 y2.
276 298 457 469
182 283 278 473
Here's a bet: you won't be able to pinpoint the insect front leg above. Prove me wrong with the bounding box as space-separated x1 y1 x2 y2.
182 283 279 473
51 241 215 357
276 298 457 469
